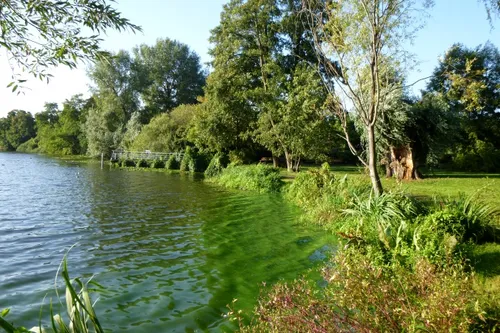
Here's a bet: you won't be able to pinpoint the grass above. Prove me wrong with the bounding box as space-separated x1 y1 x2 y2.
284 165 500 207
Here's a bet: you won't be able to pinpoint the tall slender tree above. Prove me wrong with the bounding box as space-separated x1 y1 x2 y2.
302 0 432 195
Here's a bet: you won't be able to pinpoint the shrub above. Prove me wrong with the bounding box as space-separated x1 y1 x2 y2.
16 137 40 153
137 159 150 168
180 146 194 172
165 154 180 170
239 249 482 333
121 159 136 167
285 163 371 226
151 158 165 169
209 164 283 193
228 150 246 166
204 152 229 178
425 194 499 243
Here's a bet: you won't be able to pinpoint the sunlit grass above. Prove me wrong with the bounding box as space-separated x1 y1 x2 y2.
282 165 500 207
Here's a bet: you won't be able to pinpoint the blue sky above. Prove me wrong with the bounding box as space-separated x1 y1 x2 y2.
0 0 499 117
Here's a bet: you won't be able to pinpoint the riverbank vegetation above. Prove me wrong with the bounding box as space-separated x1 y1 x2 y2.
215 163 500 331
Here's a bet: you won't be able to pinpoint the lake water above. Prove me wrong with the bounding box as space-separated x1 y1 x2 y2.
0 153 336 332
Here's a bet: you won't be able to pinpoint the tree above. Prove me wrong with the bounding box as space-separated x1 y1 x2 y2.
384 93 458 179
427 43 500 171
88 50 140 122
134 38 206 117
0 0 140 90
205 0 332 171
3 110 36 149
132 104 199 152
302 0 432 195
480 0 500 24
84 104 123 157
87 51 139 155
254 64 334 171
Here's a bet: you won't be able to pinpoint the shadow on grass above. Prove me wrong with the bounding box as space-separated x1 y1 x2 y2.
471 245 500 278
422 169 500 179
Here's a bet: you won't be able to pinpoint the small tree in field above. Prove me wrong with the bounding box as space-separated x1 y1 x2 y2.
302 0 432 195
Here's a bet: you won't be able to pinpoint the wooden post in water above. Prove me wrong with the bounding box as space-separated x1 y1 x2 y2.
101 153 104 170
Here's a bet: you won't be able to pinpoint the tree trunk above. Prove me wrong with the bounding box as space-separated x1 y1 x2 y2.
389 145 422 180
272 155 279 168
368 125 383 195
384 151 393 178
284 150 293 172
293 156 301 172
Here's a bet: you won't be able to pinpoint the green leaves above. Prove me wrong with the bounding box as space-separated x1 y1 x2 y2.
2 0 141 89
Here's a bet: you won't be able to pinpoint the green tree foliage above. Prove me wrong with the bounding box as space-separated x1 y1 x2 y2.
34 96 91 155
88 51 140 122
0 118 10 151
0 0 140 89
86 51 140 156
480 0 500 23
428 43 500 171
253 64 336 170
121 112 143 149
132 104 198 152
134 38 206 117
84 99 125 157
0 110 36 150
203 0 333 171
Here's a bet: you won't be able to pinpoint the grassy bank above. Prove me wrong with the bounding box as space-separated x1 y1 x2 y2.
210 163 500 331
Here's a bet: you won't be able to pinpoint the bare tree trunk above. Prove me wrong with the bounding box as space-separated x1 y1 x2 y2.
390 145 424 181
385 151 393 178
368 125 383 195
272 155 279 168
293 156 301 172
284 150 293 172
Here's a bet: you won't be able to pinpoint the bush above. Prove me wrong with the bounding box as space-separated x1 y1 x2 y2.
121 159 136 167
165 154 180 170
16 137 40 153
180 146 195 172
228 150 246 166
209 164 283 193
137 159 150 168
204 152 229 178
179 147 208 173
285 163 371 226
151 158 165 169
239 249 482 333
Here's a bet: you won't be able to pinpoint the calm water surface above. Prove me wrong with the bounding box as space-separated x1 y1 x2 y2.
0 153 335 332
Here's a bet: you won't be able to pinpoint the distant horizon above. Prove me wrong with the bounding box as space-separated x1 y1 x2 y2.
1 0 499 117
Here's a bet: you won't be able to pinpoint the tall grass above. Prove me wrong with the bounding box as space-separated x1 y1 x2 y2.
0 255 103 333
285 163 371 226
208 164 283 193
